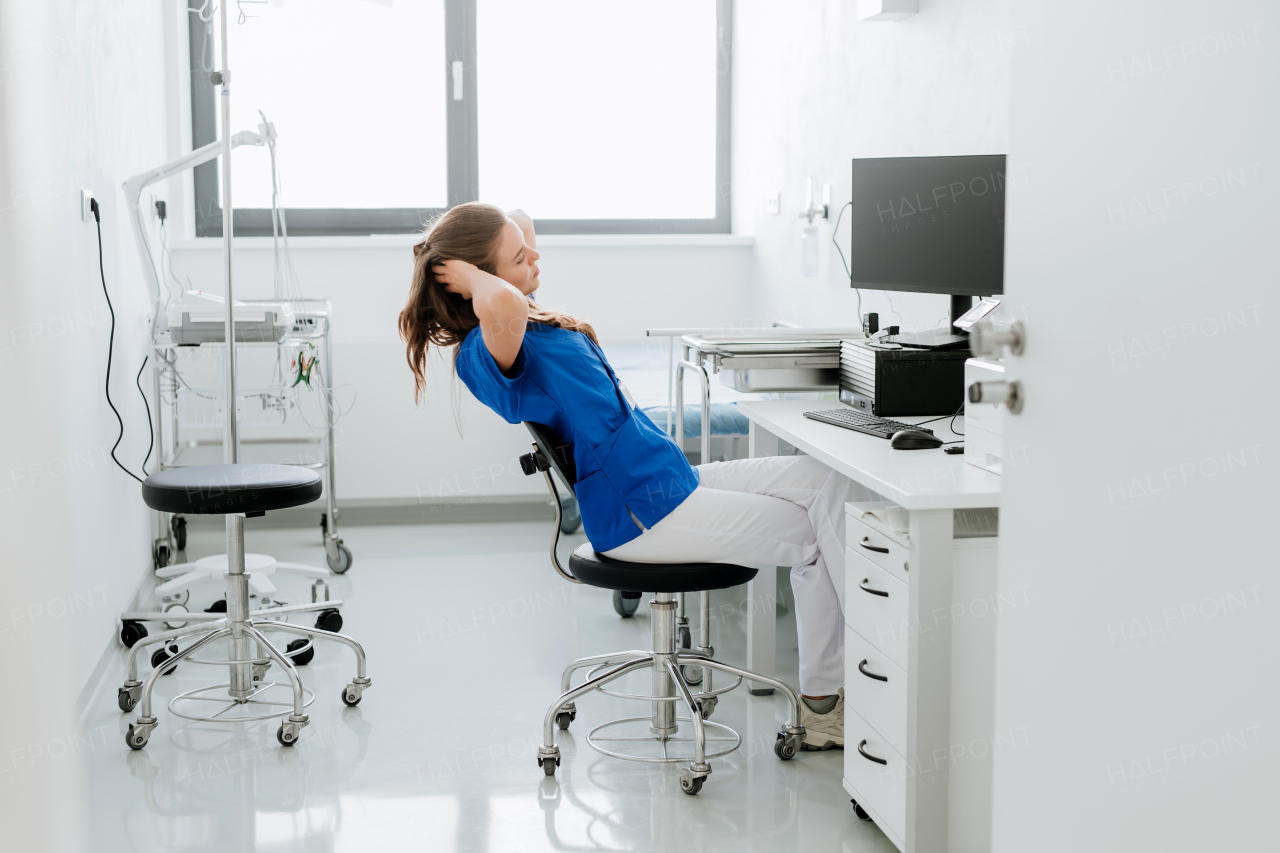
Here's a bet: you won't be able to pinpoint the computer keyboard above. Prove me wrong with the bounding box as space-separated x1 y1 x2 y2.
802 408 933 439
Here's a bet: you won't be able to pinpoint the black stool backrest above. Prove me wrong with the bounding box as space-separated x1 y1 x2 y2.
524 422 577 496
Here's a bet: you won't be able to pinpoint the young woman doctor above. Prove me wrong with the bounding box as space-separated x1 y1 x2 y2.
399 203 871 750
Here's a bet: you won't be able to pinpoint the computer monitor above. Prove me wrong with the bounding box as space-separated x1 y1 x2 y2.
848 155 1006 346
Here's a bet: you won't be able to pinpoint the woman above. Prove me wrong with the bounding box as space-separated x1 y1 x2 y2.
399 202 869 750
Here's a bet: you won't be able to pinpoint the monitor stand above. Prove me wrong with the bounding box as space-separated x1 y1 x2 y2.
893 295 974 350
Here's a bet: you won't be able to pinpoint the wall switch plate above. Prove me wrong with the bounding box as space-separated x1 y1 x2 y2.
858 0 917 21
81 190 94 221
767 192 780 214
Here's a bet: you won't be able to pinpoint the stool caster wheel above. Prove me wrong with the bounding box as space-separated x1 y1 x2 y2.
537 752 560 776
205 599 227 614
326 543 353 574
252 662 271 683
120 621 148 649
287 638 314 666
679 766 709 795
680 664 704 686
775 730 802 760
696 696 717 720
277 721 305 746
126 720 156 750
117 684 141 713
852 800 872 821
341 681 367 706
315 609 343 633
612 590 640 617
555 710 575 730
150 643 179 676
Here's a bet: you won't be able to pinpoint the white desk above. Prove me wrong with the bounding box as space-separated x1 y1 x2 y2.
738 400 1001 853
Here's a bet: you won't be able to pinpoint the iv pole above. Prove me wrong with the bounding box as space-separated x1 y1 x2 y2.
217 0 238 467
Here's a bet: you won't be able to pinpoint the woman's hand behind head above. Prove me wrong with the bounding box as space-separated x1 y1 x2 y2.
432 258 481 299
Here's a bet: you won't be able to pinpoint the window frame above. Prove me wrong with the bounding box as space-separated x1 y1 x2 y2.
189 0 731 237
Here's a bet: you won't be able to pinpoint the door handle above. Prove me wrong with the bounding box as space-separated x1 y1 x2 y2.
857 739 887 765
858 578 889 597
858 659 888 682
859 537 889 554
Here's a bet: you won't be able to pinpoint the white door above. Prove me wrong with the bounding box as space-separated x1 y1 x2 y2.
993 2 1277 851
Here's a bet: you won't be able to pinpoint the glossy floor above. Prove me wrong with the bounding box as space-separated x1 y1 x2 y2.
83 521 898 852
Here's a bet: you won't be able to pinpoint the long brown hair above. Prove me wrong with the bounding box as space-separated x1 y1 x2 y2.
398 202 598 402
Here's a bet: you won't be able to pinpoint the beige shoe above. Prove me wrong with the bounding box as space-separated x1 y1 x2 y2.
800 689 844 751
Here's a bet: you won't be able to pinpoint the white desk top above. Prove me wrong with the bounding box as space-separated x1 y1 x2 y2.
737 400 1002 510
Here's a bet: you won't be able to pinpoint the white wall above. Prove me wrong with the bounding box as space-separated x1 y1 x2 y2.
732 0 1012 332
0 2 173 849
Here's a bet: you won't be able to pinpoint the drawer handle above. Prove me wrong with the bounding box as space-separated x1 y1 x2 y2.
859 537 889 554
857 739 888 765
858 659 888 682
859 578 889 597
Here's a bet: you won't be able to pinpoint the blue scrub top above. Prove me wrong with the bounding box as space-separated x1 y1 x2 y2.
456 322 698 552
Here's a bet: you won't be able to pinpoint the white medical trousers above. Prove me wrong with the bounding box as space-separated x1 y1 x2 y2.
603 455 875 695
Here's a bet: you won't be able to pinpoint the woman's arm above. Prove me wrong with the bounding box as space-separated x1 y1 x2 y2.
433 260 528 372
507 208 536 249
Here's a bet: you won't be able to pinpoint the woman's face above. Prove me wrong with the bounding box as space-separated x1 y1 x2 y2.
492 219 541 295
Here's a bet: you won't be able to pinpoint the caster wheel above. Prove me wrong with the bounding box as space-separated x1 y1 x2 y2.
150 643 180 675
774 733 798 760
315 609 343 633
117 687 139 713
171 516 187 551
162 603 189 630
612 590 640 617
679 626 692 649
120 621 148 649
696 697 717 720
680 775 705 795
326 543 353 574
276 725 299 747
205 599 227 614
125 725 149 751
852 800 871 821
153 542 171 570
555 710 575 730
559 496 582 534
680 664 704 686
286 638 314 666
538 755 559 777
341 686 362 707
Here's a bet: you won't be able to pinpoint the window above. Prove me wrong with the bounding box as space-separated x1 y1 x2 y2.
189 0 730 237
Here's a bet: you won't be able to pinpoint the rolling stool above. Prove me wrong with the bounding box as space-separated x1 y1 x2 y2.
120 464 371 750
519 424 806 794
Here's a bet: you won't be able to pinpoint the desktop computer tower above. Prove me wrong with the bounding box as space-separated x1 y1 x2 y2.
839 340 969 417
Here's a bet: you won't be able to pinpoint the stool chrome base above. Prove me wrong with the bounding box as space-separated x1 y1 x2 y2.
538 591 806 794
118 516 370 751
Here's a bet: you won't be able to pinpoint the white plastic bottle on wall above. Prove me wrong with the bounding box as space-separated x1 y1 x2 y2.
801 225 819 276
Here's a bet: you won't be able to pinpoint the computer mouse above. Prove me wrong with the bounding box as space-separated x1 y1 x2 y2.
890 429 944 450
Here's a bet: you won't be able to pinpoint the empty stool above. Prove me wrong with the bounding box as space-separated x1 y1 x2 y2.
520 424 806 794
119 464 371 749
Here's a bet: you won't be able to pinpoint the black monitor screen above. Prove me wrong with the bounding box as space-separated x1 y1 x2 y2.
849 155 1005 296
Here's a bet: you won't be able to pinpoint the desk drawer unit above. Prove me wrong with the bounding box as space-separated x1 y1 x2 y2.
846 513 910 585
846 548 909 669
845 625 908 756
844 706 907 849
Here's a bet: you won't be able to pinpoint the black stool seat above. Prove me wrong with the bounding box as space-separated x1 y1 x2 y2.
569 543 758 593
141 464 323 515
